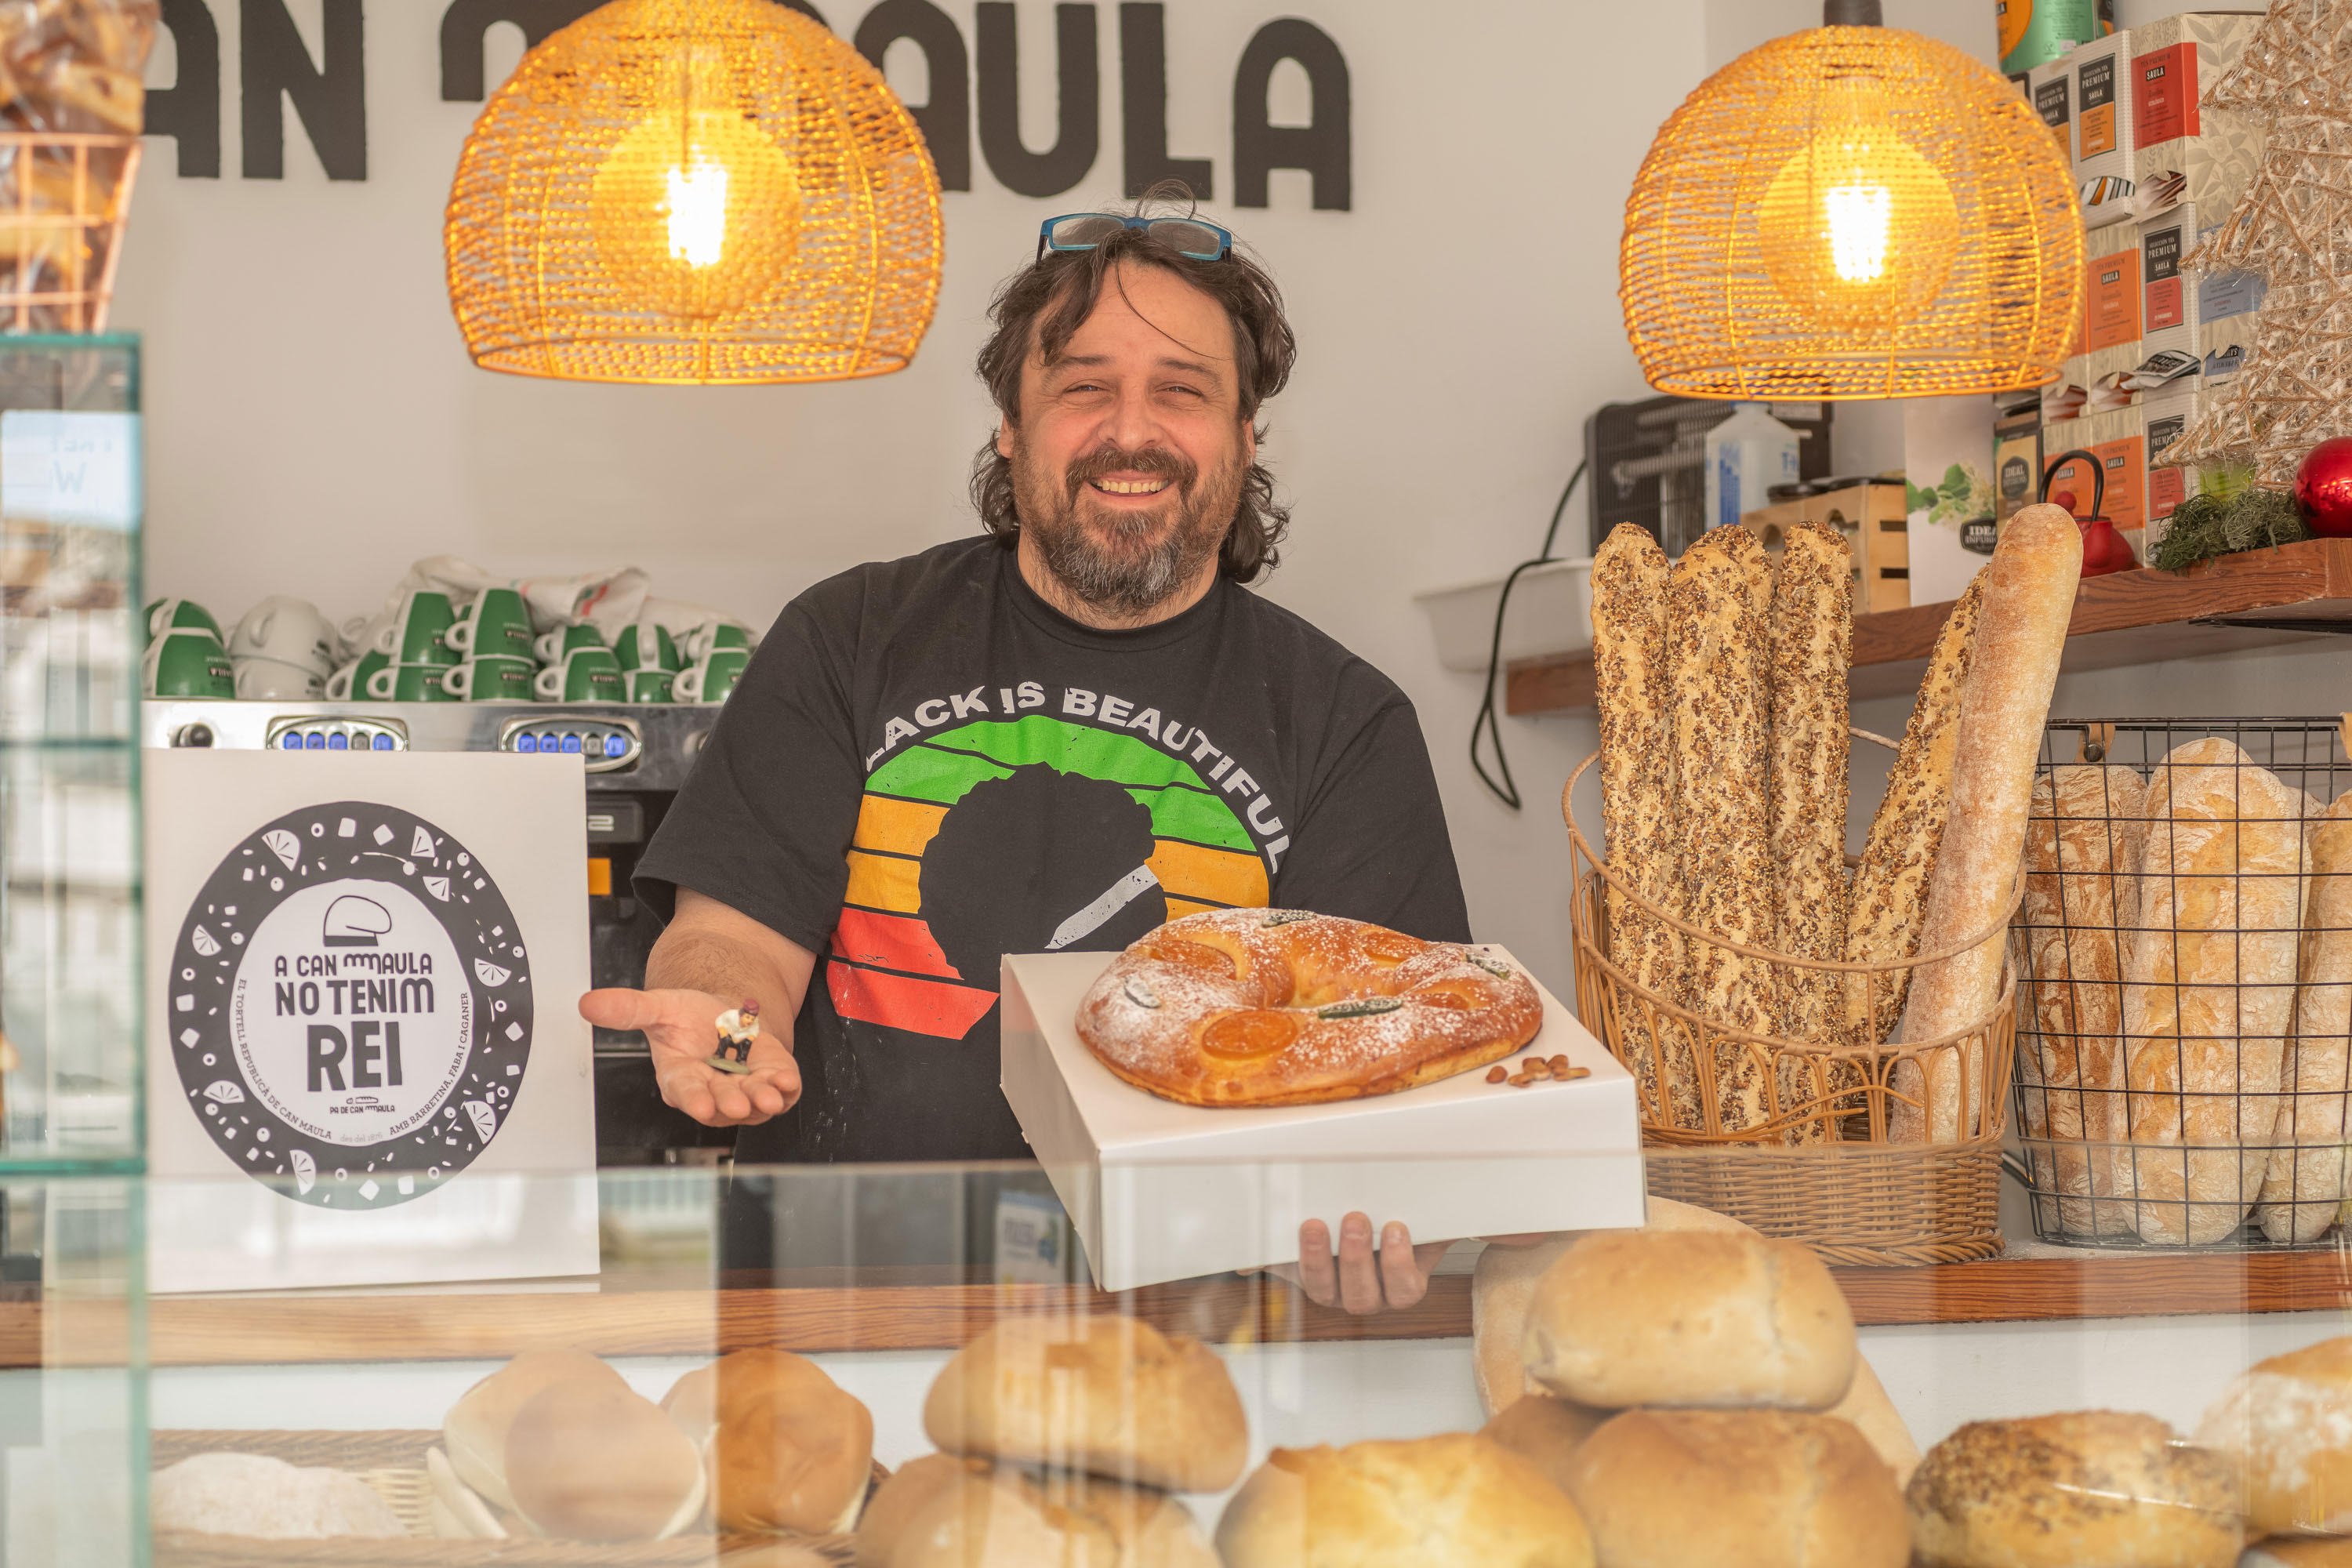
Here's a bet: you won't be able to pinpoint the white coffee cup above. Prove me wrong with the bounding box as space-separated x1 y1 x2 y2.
230 596 338 674
233 655 327 700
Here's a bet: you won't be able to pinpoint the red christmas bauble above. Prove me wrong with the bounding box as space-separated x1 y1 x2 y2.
2294 437 2352 537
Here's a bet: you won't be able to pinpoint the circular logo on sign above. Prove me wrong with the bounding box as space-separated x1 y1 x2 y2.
166 801 532 1210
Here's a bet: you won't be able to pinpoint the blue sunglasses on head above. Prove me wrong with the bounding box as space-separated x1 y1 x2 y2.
1036 212 1234 263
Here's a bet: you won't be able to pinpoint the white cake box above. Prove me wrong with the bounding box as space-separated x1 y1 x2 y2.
1000 946 1646 1293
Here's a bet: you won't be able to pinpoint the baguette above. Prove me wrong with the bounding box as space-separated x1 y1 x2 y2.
2253 790 2352 1242
2015 764 2144 1233
1592 524 1697 1129
2114 738 2305 1244
1666 526 1779 1130
1843 582 1984 1051
1769 523 1854 1142
1892 504 2083 1143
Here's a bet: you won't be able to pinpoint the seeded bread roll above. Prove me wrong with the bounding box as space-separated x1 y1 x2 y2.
1564 1410 1907 1568
1592 522 1696 1128
1519 1229 1857 1411
2197 1334 2352 1537
2016 765 2146 1235
1907 1411 2240 1568
2115 739 2306 1244
1893 504 2084 1142
2256 793 2352 1242
1214 1433 1594 1568
1666 525 1780 1128
923 1316 1246 1493
1769 522 1856 1144
1845 580 1984 1048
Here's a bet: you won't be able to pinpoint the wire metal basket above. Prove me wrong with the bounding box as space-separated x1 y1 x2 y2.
1564 744 2021 1266
2012 717 2352 1250
0 132 139 333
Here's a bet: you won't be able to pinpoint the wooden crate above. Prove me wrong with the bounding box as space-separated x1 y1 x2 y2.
1741 481 1911 613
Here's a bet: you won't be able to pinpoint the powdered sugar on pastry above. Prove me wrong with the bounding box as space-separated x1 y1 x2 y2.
1076 909 1544 1107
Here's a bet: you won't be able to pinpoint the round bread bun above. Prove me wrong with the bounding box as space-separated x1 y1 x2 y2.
1908 1411 2240 1568
505 1377 707 1542
2198 1335 2352 1537
858 1454 990 1568
443 1348 626 1513
924 1315 1247 1492
425 1446 506 1540
150 1452 407 1541
707 1348 876 1536
1076 909 1543 1106
2244 1540 2352 1567
888 1462 1218 1568
1481 1393 1606 1497
663 1363 717 1444
1521 1229 1857 1410
721 1546 842 1568
1215 1432 1593 1568
1563 1410 1906 1568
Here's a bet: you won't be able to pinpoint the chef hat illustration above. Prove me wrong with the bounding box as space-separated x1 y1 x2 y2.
321 895 393 948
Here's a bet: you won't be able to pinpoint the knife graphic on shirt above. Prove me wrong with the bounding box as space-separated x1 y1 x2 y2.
1045 864 1162 950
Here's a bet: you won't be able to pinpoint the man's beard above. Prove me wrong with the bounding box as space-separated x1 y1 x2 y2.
1011 437 1245 619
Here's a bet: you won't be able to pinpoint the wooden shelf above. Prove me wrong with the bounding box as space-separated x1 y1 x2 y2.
1506 536 2352 717
5 1247 2345 1368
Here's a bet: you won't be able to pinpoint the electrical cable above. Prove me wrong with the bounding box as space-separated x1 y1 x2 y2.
1471 459 1588 810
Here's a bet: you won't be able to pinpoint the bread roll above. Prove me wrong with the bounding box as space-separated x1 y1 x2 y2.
1894 504 2084 1142
2016 765 2145 1235
860 1454 987 1568
1468 1199 1919 1486
425 1446 506 1540
1564 1410 1907 1568
1769 521 1856 1142
2197 1334 2352 1537
1520 1229 1857 1411
2256 793 2352 1242
442 1348 627 1513
1846 579 1984 1046
1592 522 1696 1129
723 1544 844 1568
2243 1539 2352 1567
1215 1432 1593 1568
1481 1392 1606 1498
2117 739 2306 1244
1666 525 1781 1127
150 1451 407 1541
1907 1411 2241 1568
706 1348 876 1536
891 1464 1217 1568
663 1361 717 1444
924 1315 1246 1493
505 1377 707 1541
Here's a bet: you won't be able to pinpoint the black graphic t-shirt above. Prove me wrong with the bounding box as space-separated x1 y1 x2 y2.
637 535 1470 1163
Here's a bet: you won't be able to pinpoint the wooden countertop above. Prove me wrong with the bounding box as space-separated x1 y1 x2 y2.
6 1247 2346 1369
1506 535 2352 716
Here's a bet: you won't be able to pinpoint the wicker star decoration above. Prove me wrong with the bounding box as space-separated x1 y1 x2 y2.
2159 0 2352 487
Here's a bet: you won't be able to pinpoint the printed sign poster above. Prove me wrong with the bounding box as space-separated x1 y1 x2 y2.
145 750 597 1292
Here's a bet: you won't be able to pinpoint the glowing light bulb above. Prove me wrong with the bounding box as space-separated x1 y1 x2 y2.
1755 78 1958 332
590 87 801 321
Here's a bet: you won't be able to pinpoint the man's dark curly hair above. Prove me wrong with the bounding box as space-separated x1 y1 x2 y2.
970 195 1298 584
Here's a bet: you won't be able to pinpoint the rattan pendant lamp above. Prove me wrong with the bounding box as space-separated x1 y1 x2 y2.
445 0 943 386
1621 0 2081 400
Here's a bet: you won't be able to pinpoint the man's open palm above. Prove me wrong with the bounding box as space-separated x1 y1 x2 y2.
579 987 800 1127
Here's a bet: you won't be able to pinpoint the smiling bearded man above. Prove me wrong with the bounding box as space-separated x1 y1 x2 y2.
593 200 1473 1315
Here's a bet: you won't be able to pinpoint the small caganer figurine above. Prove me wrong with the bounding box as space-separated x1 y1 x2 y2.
709 999 761 1075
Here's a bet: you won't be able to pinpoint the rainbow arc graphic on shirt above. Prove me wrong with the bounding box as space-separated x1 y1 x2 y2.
828 714 1269 1040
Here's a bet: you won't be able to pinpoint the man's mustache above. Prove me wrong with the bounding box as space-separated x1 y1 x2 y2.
1063 445 1197 504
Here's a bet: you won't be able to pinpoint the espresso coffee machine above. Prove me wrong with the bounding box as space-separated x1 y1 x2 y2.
140 700 733 1165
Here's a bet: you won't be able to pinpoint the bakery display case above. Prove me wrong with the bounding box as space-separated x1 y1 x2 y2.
0 1153 2331 1564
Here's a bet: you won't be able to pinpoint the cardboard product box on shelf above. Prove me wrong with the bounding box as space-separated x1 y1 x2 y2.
2071 28 2137 225
998 946 1645 1292
2139 201 2264 379
2129 12 2263 219
2046 408 2147 560
2028 55 2074 163
2200 305 2258 383
1994 402 2045 533
1904 395 1998 602
2143 381 2201 549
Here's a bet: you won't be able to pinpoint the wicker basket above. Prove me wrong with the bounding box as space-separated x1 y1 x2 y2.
150 1430 868 1566
1564 745 2021 1265
0 131 140 333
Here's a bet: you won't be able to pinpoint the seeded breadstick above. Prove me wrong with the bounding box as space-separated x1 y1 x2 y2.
1843 579 1984 1054
1591 524 1697 1127
1769 523 1855 1142
1667 526 1780 1130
